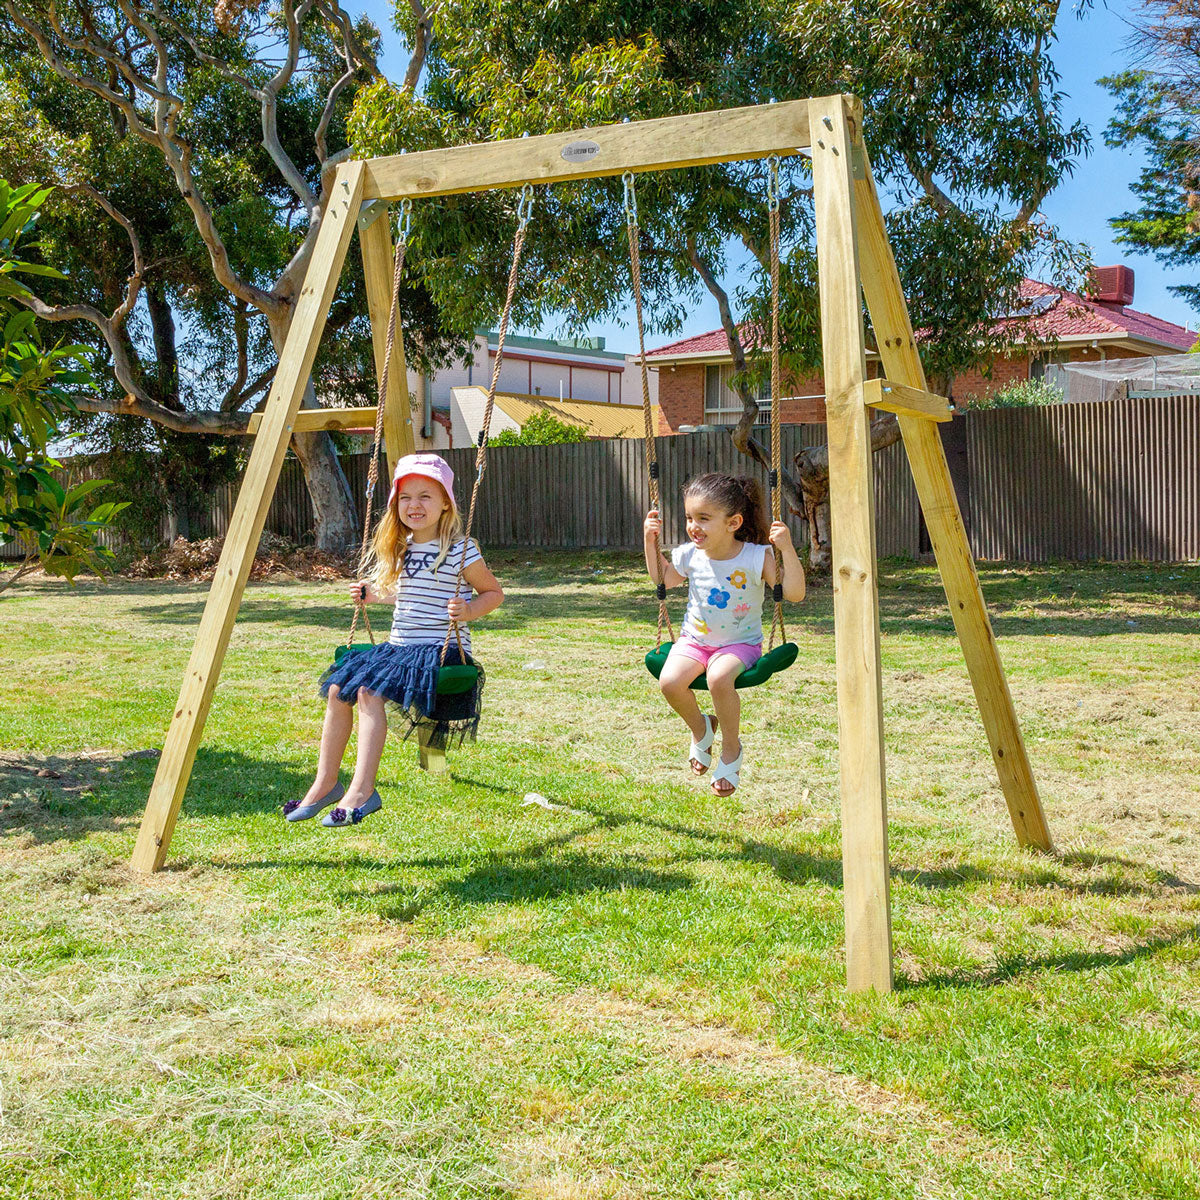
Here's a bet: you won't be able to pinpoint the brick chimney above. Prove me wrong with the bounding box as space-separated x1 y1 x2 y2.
1088 265 1135 308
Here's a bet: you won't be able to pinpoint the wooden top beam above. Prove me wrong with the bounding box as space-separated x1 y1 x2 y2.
363 100 814 200
863 379 952 422
247 406 377 435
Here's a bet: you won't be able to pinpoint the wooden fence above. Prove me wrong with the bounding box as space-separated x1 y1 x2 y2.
6 396 1198 563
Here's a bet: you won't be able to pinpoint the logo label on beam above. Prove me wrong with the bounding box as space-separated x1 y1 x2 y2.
560 140 601 163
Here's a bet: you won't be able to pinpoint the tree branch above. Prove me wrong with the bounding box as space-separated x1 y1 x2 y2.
71 392 252 435
404 0 431 92
684 233 804 515
8 0 281 316
259 0 320 211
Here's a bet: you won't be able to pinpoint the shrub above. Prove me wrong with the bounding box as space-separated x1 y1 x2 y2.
491 411 589 445
967 378 1064 410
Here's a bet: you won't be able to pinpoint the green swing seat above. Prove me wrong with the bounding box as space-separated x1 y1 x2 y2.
333 642 480 695
644 640 798 691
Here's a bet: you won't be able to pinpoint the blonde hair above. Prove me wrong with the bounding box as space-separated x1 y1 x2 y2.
365 481 464 596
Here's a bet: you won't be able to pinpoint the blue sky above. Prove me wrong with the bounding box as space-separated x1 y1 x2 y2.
354 0 1194 352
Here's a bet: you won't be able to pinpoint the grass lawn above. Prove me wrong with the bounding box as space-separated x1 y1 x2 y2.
1 553 1198 1199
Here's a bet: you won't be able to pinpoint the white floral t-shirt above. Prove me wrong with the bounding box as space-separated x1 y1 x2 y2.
671 541 768 647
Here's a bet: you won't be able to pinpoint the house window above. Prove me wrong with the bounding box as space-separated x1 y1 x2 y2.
704 364 771 423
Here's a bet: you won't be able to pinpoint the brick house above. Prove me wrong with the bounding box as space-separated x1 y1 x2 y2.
646 268 1196 434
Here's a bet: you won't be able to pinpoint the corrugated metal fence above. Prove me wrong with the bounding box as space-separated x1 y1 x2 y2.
967 395 1200 562
7 397 1197 563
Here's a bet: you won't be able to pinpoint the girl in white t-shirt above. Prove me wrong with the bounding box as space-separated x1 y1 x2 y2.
285 454 504 828
644 473 805 796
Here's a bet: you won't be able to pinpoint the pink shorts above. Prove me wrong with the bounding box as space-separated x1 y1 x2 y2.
669 634 762 672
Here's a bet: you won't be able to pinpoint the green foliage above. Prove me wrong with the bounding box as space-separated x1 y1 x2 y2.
350 0 1090 396
967 377 1063 410
490 411 589 445
1104 65 1200 312
0 180 125 586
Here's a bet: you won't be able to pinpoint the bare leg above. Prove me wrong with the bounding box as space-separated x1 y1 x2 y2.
658 653 712 772
336 688 389 811
302 686 353 805
706 654 746 795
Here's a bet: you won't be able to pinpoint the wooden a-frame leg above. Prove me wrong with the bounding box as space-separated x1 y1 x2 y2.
130 162 369 874
359 204 416 475
850 142 1053 852
810 95 894 994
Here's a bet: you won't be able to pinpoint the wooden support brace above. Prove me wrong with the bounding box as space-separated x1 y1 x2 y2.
130 162 369 874
247 407 378 434
809 95 893 995
863 379 951 422
359 205 416 473
851 141 1053 852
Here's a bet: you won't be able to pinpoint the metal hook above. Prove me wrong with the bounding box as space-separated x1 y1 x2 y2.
516 182 535 228
767 155 781 214
622 171 638 225
397 197 413 241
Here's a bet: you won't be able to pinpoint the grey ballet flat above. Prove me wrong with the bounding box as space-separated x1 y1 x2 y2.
321 790 382 828
283 782 345 823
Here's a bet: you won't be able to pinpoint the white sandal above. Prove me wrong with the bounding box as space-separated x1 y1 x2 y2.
710 745 743 796
688 715 718 775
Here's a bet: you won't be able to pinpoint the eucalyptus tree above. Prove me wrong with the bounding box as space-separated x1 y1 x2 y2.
0 0 398 550
1103 0 1200 315
351 0 1089 565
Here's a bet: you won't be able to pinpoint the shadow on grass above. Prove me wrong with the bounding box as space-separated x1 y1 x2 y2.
897 925 1200 991
0 747 312 846
117 569 1200 640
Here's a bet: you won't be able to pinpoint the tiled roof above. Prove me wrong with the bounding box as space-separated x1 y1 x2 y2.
646 281 1195 359
645 325 759 358
1003 280 1195 350
487 391 644 438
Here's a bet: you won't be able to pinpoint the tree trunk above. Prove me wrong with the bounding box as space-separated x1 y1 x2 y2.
145 283 180 406
265 316 357 554
794 413 902 572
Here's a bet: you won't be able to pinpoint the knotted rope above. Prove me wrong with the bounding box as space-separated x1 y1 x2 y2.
624 171 675 648
440 183 536 665
766 156 788 650
348 198 413 650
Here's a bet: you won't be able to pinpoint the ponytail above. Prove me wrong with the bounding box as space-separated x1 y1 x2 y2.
683 472 770 544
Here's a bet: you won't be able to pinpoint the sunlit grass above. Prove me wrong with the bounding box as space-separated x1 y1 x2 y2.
1 556 1198 1197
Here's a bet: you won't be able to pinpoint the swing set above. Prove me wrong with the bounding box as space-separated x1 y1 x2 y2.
130 95 1054 994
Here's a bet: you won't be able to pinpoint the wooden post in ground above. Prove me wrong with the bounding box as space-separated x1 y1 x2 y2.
809 95 894 993
130 162 369 873
850 143 1053 852
359 204 416 474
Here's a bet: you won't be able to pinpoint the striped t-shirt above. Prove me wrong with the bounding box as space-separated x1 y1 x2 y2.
388 538 482 649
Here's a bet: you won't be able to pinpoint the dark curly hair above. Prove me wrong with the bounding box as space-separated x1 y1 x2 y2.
683 473 770 545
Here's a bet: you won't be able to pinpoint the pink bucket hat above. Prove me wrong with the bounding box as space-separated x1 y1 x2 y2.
390 453 457 512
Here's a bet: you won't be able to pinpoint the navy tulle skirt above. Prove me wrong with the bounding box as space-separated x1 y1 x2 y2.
319 641 484 750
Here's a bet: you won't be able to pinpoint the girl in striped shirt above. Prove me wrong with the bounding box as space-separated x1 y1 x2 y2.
285 454 504 828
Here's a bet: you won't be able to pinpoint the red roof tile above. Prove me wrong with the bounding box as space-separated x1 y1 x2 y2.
1000 280 1195 349
646 325 758 358
647 281 1195 359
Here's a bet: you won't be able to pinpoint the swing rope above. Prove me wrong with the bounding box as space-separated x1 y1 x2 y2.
624 171 675 648
439 182 536 667
766 155 788 651
347 198 414 651
636 159 799 693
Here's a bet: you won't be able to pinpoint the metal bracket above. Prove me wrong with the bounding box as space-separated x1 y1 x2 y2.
357 198 388 232
851 145 867 181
